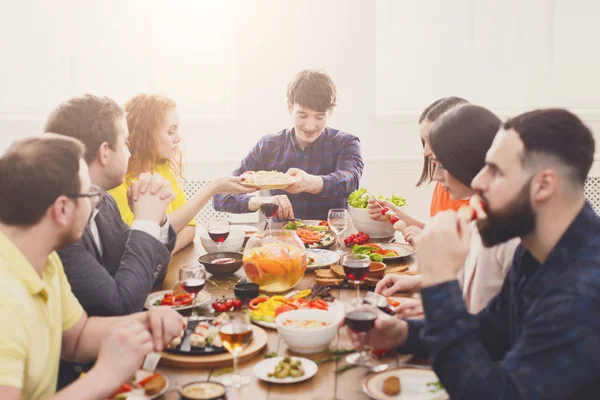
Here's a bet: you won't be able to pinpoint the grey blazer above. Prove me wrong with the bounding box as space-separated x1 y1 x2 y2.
57 193 176 317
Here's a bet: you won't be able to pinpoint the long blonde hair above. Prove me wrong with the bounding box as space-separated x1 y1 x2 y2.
124 93 184 183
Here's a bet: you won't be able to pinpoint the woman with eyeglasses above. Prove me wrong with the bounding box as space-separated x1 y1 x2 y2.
109 94 255 254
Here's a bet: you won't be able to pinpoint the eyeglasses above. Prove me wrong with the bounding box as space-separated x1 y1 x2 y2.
67 184 104 206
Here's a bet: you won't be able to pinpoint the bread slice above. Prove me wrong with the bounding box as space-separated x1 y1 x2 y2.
385 265 410 274
315 269 337 279
330 264 346 278
315 277 344 287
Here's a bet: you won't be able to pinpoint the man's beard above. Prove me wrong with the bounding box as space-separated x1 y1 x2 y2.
56 227 82 249
477 179 536 247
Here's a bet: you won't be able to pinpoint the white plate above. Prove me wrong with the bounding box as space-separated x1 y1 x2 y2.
251 299 345 330
307 249 340 270
253 356 318 384
144 290 211 311
380 243 417 260
362 367 448 400
121 370 169 399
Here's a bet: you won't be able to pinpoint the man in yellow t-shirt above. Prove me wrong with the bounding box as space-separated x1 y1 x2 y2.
0 135 183 400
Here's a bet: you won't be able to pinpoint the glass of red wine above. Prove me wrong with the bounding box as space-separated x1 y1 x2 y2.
342 253 371 303
179 262 206 320
344 301 378 367
208 220 230 253
259 197 279 236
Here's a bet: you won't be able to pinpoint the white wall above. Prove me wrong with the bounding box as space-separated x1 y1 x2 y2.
1 0 600 221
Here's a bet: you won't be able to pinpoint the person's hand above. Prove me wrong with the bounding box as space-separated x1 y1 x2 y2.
263 195 295 220
393 298 424 319
131 173 174 224
375 274 421 297
284 168 323 195
141 307 185 351
417 211 471 288
367 198 403 222
92 320 153 386
209 176 258 195
343 309 408 351
403 226 424 246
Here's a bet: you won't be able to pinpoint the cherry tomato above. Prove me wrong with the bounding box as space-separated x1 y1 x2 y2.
232 298 243 309
390 215 400 225
380 207 390 215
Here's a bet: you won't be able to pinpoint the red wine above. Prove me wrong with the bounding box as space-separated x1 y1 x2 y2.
343 261 370 281
182 278 205 294
209 229 229 243
345 310 377 332
260 202 279 218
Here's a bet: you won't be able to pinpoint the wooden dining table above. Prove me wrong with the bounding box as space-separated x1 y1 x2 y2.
155 223 417 400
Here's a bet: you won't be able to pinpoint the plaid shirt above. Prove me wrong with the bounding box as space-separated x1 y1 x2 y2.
401 202 600 399
212 127 363 220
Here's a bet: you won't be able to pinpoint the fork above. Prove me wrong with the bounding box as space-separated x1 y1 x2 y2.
142 351 161 372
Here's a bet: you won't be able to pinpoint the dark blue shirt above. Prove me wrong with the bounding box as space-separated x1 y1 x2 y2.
212 127 363 220
401 202 600 399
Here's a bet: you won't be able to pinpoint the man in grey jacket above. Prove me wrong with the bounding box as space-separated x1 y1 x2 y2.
45 94 178 387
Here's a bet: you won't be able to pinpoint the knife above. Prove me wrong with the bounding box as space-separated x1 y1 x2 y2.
179 326 194 352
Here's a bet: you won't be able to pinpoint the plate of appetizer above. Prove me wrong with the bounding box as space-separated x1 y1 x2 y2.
253 356 318 384
165 314 232 356
283 220 336 249
350 242 416 262
240 170 301 190
144 288 212 311
248 289 343 330
362 367 448 400
306 248 340 270
109 370 169 399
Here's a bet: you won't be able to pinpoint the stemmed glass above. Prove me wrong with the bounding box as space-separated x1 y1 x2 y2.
344 301 378 367
341 253 371 303
218 320 253 388
208 220 230 253
327 208 349 254
259 197 280 236
179 262 206 320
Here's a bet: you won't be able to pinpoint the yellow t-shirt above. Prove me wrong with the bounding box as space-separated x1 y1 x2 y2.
109 163 197 227
0 231 84 399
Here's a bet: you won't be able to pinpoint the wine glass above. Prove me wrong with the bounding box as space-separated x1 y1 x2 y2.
179 262 206 320
341 253 371 303
218 320 253 388
344 301 378 367
208 220 230 253
327 208 349 254
259 197 280 236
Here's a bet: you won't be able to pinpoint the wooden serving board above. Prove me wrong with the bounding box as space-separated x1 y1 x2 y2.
159 325 268 369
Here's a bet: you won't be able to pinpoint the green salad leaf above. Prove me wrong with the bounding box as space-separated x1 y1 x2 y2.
352 245 385 262
348 188 407 209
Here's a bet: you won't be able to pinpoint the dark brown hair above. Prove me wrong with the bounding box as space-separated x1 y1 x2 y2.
504 108 595 185
287 70 337 112
416 96 469 186
429 105 501 187
44 94 124 163
0 134 85 226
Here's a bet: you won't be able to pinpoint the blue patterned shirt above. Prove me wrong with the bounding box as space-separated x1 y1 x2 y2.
400 202 600 399
212 127 363 220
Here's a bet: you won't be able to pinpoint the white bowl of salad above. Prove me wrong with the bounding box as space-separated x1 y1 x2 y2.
348 188 407 239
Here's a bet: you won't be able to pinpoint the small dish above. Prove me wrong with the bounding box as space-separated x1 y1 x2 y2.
362 367 448 400
306 249 340 270
233 282 260 303
253 356 318 384
367 261 386 279
179 381 226 400
198 252 243 278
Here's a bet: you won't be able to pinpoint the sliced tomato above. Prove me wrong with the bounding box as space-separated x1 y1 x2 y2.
249 296 269 310
308 299 329 310
275 305 295 316
174 293 192 301
110 383 132 398
387 298 400 307
160 297 175 306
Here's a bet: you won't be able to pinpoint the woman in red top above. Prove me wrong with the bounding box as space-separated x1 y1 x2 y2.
368 97 469 243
